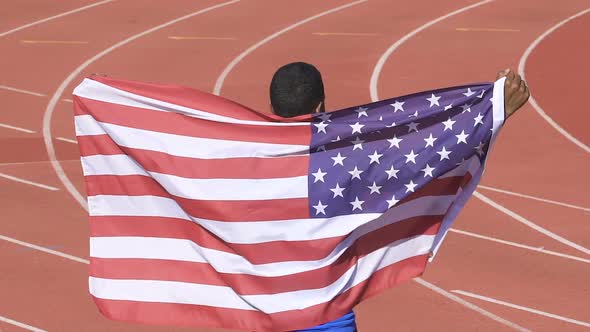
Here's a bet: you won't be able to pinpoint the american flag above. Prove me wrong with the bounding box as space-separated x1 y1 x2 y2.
73 75 505 331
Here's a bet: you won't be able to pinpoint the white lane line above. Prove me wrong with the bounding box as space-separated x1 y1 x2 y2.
478 185 590 212
474 191 590 255
0 123 36 133
0 172 59 191
414 278 530 331
449 228 590 264
452 290 590 328
0 234 88 264
369 0 494 101
213 0 369 95
0 85 46 97
42 0 241 212
56 137 77 144
62 98 74 103
0 0 115 37
518 8 590 153
0 159 81 167
0 314 47 332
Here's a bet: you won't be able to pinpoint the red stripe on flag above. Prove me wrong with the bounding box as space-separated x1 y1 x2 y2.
86 175 309 221
90 214 441 265
75 97 311 145
86 76 314 123
91 254 428 332
79 135 309 179
90 217 439 294
401 173 472 203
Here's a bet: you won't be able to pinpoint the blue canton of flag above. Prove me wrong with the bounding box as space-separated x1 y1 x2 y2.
308 82 504 255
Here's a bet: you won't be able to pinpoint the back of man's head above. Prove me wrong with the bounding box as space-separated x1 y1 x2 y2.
270 62 325 118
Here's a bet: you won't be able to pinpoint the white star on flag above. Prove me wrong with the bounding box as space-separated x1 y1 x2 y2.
387 195 400 208
350 122 364 134
313 201 328 215
436 146 451 161
421 164 435 178
331 152 346 166
391 100 405 112
404 150 418 164
368 151 383 165
424 133 437 147
444 104 453 111
387 135 402 148
442 117 456 131
409 111 418 118
351 136 364 150
350 196 364 211
314 121 328 134
405 180 418 193
385 165 400 179
427 93 441 107
348 166 364 180
460 103 472 113
406 121 419 133
475 142 485 156
318 113 332 122
367 181 382 194
312 168 327 183
463 88 476 97
477 90 485 98
455 130 469 144
355 107 368 118
330 183 345 198
474 113 484 126
316 145 326 152
331 136 341 142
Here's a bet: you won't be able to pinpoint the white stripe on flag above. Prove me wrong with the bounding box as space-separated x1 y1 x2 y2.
74 78 309 127
82 155 308 200
75 115 309 159
88 194 456 243
89 234 434 312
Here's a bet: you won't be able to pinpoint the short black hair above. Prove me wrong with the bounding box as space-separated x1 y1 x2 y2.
270 62 325 118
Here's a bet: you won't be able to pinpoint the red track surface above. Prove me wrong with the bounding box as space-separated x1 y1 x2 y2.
1 1 588 331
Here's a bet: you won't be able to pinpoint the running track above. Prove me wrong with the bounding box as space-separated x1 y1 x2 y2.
0 0 588 331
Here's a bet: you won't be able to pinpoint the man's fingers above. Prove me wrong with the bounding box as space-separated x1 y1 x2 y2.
496 69 509 80
519 79 527 92
505 69 516 81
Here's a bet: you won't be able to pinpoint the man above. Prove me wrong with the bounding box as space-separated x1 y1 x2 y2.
269 62 530 331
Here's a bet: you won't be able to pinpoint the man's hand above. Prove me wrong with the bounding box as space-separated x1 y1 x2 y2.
496 69 530 118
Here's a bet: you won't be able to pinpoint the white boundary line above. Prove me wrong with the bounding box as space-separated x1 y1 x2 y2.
0 0 115 37
478 185 590 212
0 85 46 97
213 0 369 95
0 314 47 332
0 234 88 264
452 290 590 328
0 172 59 191
449 228 590 264
369 0 493 101
42 0 241 212
0 122 36 133
56 137 78 144
474 191 590 255
414 278 530 331
518 8 590 153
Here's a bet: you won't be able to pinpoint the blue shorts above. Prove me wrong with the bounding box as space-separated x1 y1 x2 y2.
294 311 357 332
